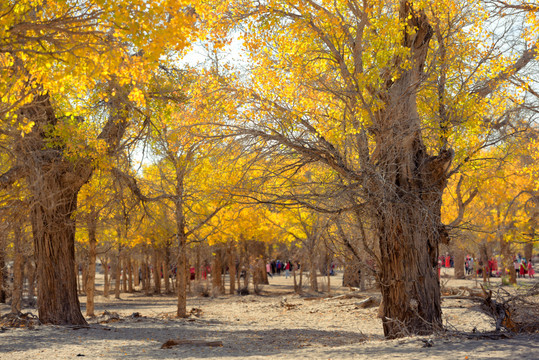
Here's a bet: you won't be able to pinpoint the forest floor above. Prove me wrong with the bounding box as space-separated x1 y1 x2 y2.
1 268 538 360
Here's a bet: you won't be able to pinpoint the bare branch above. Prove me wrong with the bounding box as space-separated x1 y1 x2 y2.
0 166 25 189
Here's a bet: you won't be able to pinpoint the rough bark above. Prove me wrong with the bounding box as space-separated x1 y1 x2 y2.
10 82 130 324
343 260 362 288
371 4 447 338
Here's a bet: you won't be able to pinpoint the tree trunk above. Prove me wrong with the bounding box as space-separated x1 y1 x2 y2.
18 94 109 325
176 233 188 317
454 248 465 279
370 5 447 338
85 208 97 317
293 264 300 294
31 184 87 324
212 249 223 296
298 261 303 290
122 256 128 293
500 238 516 284
480 241 489 284
0 235 6 304
144 258 151 296
343 260 361 287
11 223 24 314
133 260 140 288
152 247 161 295
163 246 170 293
260 258 269 285
114 247 121 299
127 256 133 293
227 242 236 295
327 259 331 295
309 254 318 292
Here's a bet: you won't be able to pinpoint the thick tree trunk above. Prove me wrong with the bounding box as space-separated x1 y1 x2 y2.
370 4 448 338
376 204 444 338
85 209 97 317
31 185 87 325
12 80 130 325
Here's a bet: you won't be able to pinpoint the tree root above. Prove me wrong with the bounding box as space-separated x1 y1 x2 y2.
480 283 539 333
0 312 41 329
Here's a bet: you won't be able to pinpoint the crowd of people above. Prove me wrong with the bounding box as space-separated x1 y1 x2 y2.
266 260 297 278
439 253 535 279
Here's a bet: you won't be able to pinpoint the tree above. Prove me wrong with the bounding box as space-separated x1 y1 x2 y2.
0 0 196 324
201 0 538 337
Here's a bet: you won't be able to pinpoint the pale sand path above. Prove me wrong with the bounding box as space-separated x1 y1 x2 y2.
1 269 537 359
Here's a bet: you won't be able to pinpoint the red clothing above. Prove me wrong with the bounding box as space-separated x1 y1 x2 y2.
445 257 450 268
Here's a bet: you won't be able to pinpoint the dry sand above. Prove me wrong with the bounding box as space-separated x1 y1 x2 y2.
1 269 537 360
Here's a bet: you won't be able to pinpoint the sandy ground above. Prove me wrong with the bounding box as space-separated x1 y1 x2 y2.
1 269 538 360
